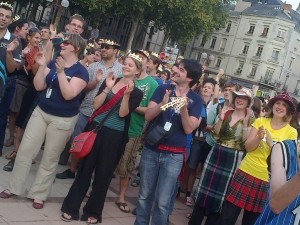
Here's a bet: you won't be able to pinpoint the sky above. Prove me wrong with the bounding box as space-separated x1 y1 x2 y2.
289 0 299 9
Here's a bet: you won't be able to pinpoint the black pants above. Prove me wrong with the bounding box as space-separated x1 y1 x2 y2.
219 200 261 225
61 126 125 221
189 199 220 225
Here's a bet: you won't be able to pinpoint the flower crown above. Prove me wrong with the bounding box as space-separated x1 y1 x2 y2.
0 2 13 12
86 43 95 49
128 53 142 63
102 39 120 47
12 15 20 22
151 52 159 59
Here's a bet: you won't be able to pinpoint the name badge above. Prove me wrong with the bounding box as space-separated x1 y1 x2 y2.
46 88 52 98
164 122 172 131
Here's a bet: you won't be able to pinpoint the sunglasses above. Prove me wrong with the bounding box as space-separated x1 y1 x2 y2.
100 45 114 50
61 40 73 46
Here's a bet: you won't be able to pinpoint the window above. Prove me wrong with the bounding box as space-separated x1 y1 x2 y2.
242 44 249 54
210 37 217 49
271 49 280 60
248 25 255 34
197 53 202 62
258 0 262 3
200 39 205 47
216 58 222 68
249 65 257 77
277 30 286 39
226 22 231 32
265 68 275 81
236 61 244 74
256 46 263 57
219 38 227 52
289 57 295 68
261 27 269 37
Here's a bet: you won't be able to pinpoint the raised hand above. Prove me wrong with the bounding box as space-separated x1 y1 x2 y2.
218 105 230 121
243 108 251 126
105 72 117 89
55 56 65 73
124 80 134 95
22 43 32 56
265 129 273 148
96 69 103 82
7 39 19 52
162 89 171 105
258 126 266 140
216 68 224 81
35 52 46 66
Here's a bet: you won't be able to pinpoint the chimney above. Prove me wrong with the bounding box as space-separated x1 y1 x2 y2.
282 2 292 13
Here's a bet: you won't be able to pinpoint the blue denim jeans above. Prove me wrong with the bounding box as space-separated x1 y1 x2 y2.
0 77 16 153
134 146 183 225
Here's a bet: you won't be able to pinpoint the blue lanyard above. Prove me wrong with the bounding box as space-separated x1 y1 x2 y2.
49 61 78 88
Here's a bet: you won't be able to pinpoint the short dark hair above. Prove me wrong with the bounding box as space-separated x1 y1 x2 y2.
162 69 171 80
0 4 14 16
149 55 161 70
68 14 86 28
8 18 28 33
180 59 202 87
203 78 217 87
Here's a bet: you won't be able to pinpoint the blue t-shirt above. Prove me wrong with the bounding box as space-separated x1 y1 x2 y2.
149 84 203 148
38 60 89 117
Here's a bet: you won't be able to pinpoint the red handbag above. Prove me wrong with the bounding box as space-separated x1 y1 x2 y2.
69 96 123 159
69 130 97 158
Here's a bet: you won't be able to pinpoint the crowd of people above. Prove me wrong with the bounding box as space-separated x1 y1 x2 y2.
1 2 300 225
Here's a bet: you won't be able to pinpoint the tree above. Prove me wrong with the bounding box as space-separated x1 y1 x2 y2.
111 0 151 52
145 0 230 51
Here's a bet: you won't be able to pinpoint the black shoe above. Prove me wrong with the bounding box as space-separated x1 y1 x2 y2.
3 159 15 172
132 207 136 215
56 169 75 179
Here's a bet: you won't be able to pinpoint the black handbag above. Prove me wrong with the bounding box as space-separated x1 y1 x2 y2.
144 116 181 147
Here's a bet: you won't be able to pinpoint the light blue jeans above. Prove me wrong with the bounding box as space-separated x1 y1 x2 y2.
134 146 183 225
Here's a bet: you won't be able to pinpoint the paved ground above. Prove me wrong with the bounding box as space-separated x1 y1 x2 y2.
0 143 193 225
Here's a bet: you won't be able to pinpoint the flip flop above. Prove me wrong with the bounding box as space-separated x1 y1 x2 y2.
0 189 14 199
32 201 44 209
61 212 73 222
86 217 98 224
115 201 130 213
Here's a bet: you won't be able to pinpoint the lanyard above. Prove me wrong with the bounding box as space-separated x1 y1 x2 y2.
49 61 78 88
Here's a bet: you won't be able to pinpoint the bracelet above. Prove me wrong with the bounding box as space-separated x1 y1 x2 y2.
21 56 26 59
102 90 108 94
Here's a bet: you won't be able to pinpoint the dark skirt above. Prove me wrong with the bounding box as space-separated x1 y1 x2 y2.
195 144 244 213
226 169 268 213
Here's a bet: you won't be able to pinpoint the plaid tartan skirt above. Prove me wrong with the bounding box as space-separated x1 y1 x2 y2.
195 144 244 213
226 169 268 213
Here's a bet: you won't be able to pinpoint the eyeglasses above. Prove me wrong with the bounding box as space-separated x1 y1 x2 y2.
100 45 113 50
69 23 83 29
61 40 73 46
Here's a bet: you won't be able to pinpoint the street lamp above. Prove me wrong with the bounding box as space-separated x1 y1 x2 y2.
53 0 70 29
201 52 215 66
282 73 290 91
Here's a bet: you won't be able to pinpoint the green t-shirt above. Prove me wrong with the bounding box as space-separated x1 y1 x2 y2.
128 75 158 137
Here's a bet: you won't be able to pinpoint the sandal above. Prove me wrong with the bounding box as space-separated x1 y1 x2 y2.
115 201 130 213
0 189 14 199
4 138 14 147
32 200 44 209
61 212 73 222
5 151 17 160
86 217 98 224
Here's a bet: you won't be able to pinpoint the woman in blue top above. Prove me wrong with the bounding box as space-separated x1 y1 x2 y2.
0 34 89 209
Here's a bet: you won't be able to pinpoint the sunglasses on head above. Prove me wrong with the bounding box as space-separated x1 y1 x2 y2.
61 40 73 46
100 45 113 50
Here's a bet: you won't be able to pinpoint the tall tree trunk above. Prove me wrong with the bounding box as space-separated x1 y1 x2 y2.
53 5 63 31
28 0 40 21
126 21 138 53
160 32 169 52
38 6 47 25
25 2 33 19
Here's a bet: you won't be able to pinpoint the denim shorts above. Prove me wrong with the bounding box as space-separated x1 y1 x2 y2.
188 140 212 169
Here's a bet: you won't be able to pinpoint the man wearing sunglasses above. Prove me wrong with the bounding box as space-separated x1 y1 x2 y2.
56 39 123 178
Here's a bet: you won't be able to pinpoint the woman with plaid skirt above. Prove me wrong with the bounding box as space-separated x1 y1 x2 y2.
189 88 254 225
219 92 297 225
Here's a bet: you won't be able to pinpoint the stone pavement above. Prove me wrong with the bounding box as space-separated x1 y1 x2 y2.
0 144 192 225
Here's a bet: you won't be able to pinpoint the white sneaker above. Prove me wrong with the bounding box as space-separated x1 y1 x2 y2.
185 196 193 207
